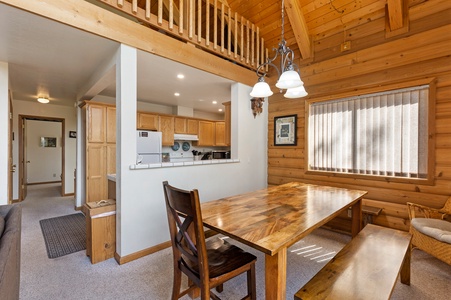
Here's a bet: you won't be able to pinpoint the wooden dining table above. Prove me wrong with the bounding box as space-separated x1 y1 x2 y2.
201 182 368 300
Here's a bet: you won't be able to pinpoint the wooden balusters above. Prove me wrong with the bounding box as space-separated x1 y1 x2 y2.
96 0 266 72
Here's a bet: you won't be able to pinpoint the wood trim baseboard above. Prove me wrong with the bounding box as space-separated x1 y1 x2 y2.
63 193 74 197
114 241 172 265
27 181 62 185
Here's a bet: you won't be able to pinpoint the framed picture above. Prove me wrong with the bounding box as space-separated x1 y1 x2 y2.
69 131 77 138
274 114 297 146
40 137 57 147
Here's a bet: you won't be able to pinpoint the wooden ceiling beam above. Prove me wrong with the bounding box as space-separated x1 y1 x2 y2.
284 0 311 59
386 0 404 30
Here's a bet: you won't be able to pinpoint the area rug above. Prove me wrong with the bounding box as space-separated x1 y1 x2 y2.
39 213 86 259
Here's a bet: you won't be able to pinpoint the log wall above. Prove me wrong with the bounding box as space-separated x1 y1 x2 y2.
267 1 451 232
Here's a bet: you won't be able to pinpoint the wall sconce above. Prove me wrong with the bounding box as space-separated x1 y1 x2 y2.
250 97 264 118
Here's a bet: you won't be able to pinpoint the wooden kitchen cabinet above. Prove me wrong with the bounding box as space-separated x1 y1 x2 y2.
159 115 175 146
187 119 199 135
174 117 187 133
223 101 231 146
196 121 215 146
137 112 159 130
215 121 226 146
84 102 116 202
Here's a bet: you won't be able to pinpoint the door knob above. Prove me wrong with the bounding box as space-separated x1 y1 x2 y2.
10 164 16 172
26 160 30 163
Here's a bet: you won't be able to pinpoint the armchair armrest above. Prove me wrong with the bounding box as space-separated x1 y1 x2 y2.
407 202 447 220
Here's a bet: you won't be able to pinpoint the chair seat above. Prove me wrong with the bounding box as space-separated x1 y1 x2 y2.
411 218 451 244
183 237 257 279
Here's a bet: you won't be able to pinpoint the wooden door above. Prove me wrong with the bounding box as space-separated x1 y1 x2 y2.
197 121 215 146
8 93 13 203
19 118 27 200
86 144 106 202
159 115 175 146
174 117 187 133
88 105 105 143
137 113 159 130
187 119 199 135
215 122 226 146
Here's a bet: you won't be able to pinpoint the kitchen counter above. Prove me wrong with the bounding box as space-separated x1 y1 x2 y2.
130 158 240 170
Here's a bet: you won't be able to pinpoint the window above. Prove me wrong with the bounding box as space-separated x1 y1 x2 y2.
308 85 431 180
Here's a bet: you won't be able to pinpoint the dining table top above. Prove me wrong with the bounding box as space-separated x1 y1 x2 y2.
201 182 368 256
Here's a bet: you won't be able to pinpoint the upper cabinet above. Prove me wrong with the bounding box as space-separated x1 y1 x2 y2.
196 121 215 146
187 119 199 135
159 115 175 146
223 101 231 146
174 117 187 134
87 104 106 143
137 112 159 130
215 122 226 146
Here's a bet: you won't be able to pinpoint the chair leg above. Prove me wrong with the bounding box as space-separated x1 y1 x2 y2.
172 267 182 300
215 283 224 293
247 263 256 300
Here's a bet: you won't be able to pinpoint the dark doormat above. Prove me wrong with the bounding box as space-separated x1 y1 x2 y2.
39 213 86 259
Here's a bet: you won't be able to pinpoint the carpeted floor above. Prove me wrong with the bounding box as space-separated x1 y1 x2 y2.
19 183 451 299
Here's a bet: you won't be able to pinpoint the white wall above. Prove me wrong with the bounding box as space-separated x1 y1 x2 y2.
117 81 268 256
12 100 77 199
0 62 8 204
26 120 62 183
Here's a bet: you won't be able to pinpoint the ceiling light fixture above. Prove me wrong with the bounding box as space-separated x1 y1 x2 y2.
37 97 49 104
250 0 307 99
212 101 217 104
177 74 185 79
174 92 180 96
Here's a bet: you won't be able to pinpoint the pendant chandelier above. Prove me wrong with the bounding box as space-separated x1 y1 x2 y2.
250 0 308 99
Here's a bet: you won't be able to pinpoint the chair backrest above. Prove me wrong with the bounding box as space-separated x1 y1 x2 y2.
162 181 209 286
441 196 451 215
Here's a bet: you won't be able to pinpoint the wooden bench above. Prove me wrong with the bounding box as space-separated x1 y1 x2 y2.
294 224 412 300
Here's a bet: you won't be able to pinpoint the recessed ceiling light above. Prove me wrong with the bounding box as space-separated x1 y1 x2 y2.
177 74 185 79
37 97 49 104
218 109 223 112
174 92 180 96
198 99 204 102
212 100 217 104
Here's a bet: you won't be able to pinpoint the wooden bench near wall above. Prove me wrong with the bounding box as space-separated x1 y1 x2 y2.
294 224 412 300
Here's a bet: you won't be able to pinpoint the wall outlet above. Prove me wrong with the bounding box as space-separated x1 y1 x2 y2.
341 41 351 52
53 173 56 177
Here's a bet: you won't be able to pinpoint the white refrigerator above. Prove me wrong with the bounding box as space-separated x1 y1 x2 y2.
136 130 162 164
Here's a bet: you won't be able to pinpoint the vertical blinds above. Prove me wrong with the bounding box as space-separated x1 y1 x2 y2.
308 85 429 178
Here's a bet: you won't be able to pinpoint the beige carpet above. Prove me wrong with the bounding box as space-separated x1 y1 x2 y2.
20 183 451 299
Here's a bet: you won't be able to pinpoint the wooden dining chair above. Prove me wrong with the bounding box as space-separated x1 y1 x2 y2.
162 181 257 300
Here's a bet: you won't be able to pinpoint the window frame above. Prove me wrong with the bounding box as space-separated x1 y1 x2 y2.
305 78 436 185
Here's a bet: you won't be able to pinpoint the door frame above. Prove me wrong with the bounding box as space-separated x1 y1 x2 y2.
8 91 13 204
18 114 66 200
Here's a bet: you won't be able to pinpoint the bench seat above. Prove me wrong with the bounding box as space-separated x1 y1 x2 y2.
294 224 411 300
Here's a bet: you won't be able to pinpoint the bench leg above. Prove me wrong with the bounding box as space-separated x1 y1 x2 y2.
400 244 411 285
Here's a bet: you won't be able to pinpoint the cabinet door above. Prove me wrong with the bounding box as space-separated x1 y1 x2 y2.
159 116 175 146
197 121 215 146
87 105 105 143
223 101 231 146
187 119 199 135
86 144 106 202
215 122 226 146
174 117 187 134
106 107 116 143
106 145 116 176
137 113 159 130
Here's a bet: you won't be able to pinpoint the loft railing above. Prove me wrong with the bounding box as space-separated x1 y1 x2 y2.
97 0 268 71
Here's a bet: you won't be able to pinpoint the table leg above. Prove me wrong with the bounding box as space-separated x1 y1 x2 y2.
265 248 287 300
351 199 362 237
400 243 411 285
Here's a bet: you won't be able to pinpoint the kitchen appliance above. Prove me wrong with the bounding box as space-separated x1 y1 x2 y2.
137 130 162 164
212 151 230 159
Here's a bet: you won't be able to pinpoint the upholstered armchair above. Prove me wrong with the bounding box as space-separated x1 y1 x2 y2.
407 197 451 265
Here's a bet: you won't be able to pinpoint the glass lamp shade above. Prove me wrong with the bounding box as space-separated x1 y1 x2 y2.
284 85 308 98
250 81 273 97
276 70 303 89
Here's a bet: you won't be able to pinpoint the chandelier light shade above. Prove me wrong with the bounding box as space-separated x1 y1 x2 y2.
250 0 308 99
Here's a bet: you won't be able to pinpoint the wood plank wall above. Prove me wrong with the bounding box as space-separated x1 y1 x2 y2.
267 1 451 232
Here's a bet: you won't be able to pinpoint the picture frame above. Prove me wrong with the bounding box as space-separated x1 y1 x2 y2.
69 131 77 138
274 114 297 146
40 137 57 147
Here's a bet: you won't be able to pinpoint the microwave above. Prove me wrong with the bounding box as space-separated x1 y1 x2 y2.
212 151 230 159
